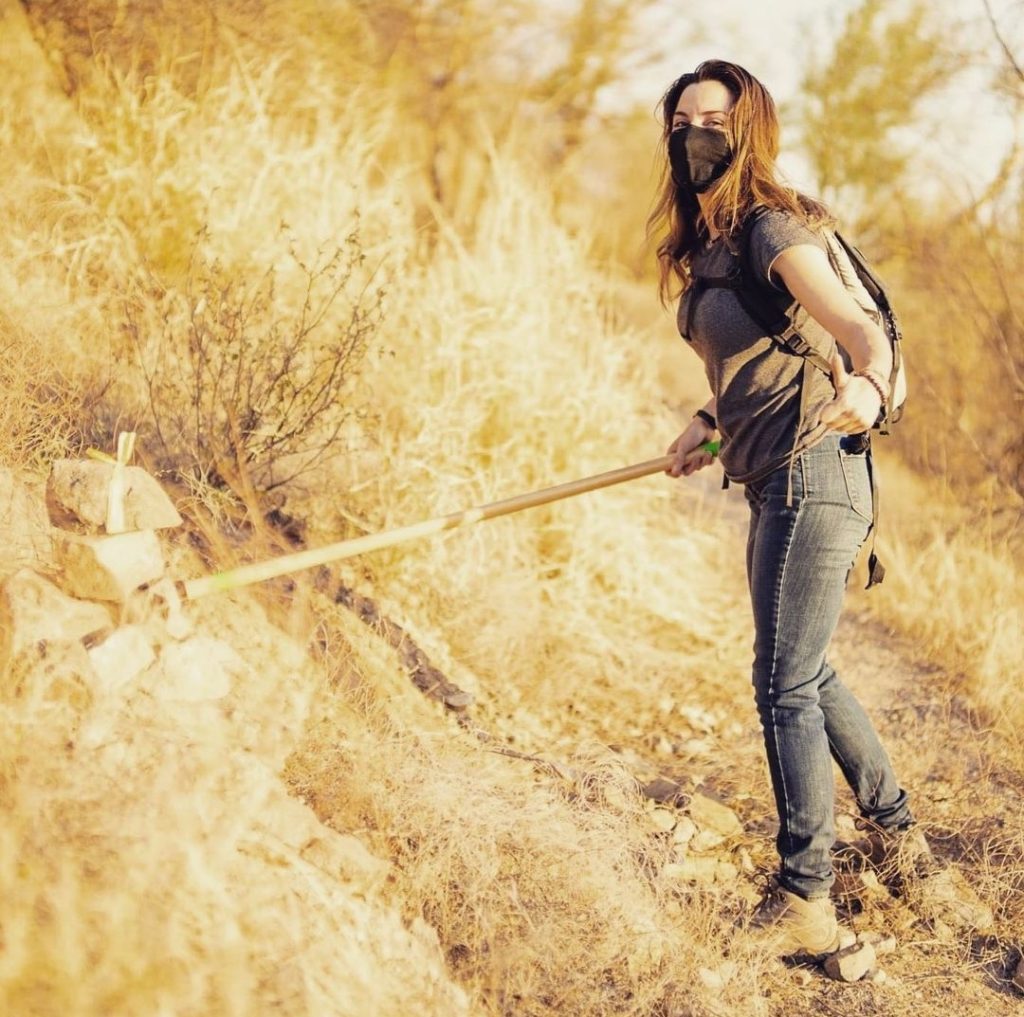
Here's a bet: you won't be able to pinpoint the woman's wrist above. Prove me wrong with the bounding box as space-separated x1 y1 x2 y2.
854 369 888 410
693 408 717 433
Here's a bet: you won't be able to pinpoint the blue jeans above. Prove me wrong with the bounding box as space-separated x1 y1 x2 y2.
743 433 912 900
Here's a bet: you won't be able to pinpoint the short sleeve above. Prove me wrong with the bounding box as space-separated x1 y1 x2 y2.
749 210 827 292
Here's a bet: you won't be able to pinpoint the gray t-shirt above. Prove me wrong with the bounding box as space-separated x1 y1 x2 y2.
677 209 837 484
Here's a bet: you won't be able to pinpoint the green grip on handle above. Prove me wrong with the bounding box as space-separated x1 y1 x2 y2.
698 439 720 457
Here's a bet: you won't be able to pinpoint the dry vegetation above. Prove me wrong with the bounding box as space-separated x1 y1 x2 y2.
1 1 1022 1015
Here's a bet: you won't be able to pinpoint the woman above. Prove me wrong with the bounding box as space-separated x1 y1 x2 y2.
652 60 916 957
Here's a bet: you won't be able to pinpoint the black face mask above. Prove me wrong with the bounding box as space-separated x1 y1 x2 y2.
668 124 732 194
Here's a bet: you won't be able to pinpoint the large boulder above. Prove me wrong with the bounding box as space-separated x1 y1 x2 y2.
47 459 182 533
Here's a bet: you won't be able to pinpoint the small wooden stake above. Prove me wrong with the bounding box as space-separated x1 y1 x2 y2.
105 431 136 534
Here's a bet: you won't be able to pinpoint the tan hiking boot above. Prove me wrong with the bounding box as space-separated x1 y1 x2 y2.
835 825 994 931
906 867 995 931
834 824 940 883
749 881 842 958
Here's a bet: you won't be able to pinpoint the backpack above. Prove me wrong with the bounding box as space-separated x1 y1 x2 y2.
735 206 907 435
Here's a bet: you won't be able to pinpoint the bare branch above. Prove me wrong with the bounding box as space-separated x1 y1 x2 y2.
982 0 1024 84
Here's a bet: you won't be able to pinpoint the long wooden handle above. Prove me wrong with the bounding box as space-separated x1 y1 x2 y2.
182 452 688 599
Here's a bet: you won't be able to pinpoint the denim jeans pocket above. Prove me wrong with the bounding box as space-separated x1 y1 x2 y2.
837 448 873 524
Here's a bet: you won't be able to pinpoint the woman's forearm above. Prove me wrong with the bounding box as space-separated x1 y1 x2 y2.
834 319 892 380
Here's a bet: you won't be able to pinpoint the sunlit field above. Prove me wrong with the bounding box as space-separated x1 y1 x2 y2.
1 2 1022 1015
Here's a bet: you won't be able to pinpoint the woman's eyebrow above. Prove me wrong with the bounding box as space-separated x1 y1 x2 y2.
672 108 728 119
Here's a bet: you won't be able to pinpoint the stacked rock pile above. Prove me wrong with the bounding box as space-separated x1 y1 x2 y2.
0 458 198 702
0 455 402 883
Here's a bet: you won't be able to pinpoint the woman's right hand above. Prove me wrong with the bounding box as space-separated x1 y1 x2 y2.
665 417 716 477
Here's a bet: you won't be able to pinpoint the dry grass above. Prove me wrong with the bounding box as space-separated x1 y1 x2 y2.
0 3 1021 1016
861 452 1024 749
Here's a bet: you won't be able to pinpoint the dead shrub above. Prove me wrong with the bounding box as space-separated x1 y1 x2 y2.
122 225 385 512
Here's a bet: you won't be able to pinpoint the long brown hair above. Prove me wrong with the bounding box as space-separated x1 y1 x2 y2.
646 59 833 304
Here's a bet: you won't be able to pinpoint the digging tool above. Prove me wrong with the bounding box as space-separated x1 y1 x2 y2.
180 440 720 600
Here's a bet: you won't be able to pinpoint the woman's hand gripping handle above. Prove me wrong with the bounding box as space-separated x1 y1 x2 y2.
666 411 719 477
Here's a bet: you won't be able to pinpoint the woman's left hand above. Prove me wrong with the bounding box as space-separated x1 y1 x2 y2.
816 350 882 434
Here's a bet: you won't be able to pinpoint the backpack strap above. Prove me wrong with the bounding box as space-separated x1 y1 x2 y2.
830 232 904 435
736 207 835 378
865 453 886 589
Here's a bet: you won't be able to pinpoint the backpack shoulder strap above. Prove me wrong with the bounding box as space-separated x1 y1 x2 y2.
735 207 833 378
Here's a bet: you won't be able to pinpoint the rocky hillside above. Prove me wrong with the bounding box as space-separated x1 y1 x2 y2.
1 461 475 1014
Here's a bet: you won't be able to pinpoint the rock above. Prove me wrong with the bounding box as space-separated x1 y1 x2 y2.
715 861 739 884
149 636 243 701
3 638 96 711
687 791 743 838
679 704 717 732
823 941 877 982
663 857 719 885
663 857 736 886
857 930 897 956
0 468 51 576
698 961 736 991
859 870 884 893
838 928 857 950
673 817 697 846
653 735 674 757
0 568 111 673
53 530 165 602
245 778 391 896
833 868 889 905
928 917 957 942
910 866 995 931
46 459 182 533
625 921 667 979
867 967 888 984
643 777 683 803
409 916 441 953
690 830 726 854
442 688 474 710
601 784 632 812
1012 955 1024 993
681 736 713 755
124 577 193 640
86 625 156 695
648 808 677 834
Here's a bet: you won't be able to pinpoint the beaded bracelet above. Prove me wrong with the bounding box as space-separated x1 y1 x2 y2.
854 370 888 409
